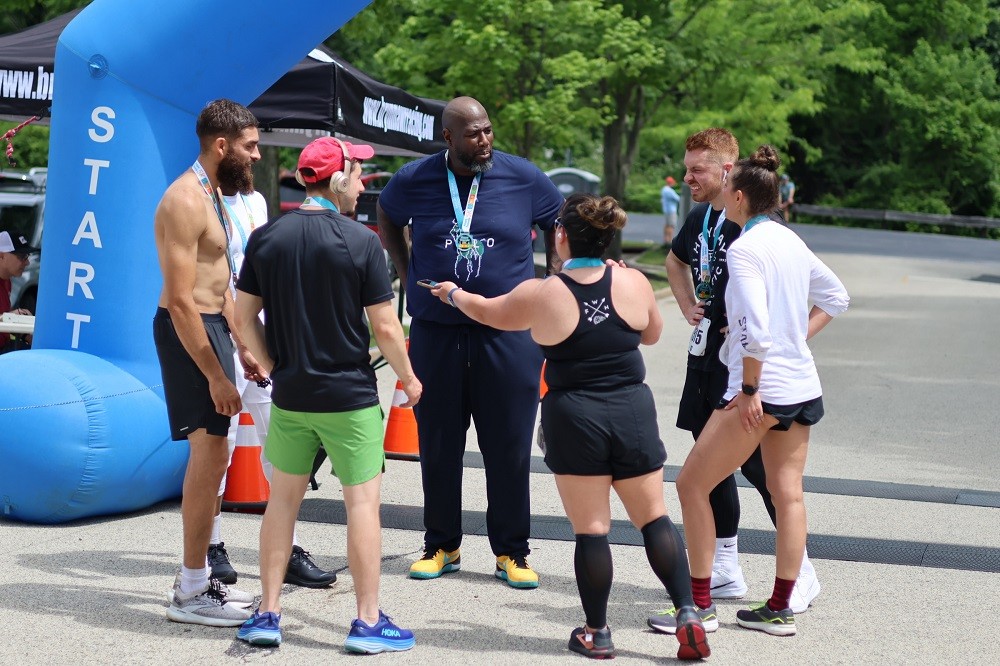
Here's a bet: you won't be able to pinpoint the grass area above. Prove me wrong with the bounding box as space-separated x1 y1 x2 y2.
647 274 669 292
630 244 669 268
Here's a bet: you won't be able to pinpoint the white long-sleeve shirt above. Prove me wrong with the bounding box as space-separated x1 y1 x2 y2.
721 220 849 404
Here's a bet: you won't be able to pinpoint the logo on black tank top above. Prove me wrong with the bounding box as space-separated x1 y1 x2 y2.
583 298 610 325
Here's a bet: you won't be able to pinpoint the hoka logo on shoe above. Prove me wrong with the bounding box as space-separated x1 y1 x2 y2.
381 628 402 637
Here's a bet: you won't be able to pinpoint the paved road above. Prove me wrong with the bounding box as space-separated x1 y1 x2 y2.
626 214 1000 491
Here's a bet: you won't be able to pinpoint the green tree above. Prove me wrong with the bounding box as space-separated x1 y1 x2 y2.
372 0 609 161
1 0 91 35
796 0 1000 217
0 120 49 169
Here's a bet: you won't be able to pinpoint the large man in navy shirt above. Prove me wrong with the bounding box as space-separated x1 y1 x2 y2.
378 97 563 589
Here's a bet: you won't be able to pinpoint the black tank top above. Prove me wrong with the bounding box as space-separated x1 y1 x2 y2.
541 267 645 391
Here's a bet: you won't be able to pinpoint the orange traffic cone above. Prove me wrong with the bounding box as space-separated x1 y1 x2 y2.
222 412 270 513
384 377 419 461
539 361 549 399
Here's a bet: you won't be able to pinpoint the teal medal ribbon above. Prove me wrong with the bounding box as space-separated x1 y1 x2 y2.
191 160 237 279
696 205 725 301
302 196 340 212
563 258 605 269
743 214 769 233
221 194 257 251
446 151 483 258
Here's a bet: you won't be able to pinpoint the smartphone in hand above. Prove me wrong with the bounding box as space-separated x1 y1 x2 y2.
416 279 438 289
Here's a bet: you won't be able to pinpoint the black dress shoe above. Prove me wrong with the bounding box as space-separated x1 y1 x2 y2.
208 542 238 585
284 545 337 588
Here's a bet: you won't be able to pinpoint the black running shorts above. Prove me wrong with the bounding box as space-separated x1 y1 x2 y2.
153 307 235 441
717 395 825 432
676 365 729 438
541 383 666 480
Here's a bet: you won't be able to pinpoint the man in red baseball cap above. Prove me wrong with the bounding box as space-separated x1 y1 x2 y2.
294 137 375 217
0 230 39 352
233 135 420 651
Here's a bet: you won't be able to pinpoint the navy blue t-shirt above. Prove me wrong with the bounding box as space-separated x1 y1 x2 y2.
237 209 393 412
378 149 563 325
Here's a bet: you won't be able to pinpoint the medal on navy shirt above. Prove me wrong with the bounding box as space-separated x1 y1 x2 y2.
456 231 475 253
447 152 484 262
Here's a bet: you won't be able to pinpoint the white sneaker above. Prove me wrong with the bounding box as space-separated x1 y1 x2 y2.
170 573 255 608
216 581 255 608
166 579 253 627
790 570 821 613
710 566 748 599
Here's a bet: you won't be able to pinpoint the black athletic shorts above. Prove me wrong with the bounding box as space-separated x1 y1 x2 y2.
541 383 666 480
676 365 729 438
717 395 824 432
153 307 235 441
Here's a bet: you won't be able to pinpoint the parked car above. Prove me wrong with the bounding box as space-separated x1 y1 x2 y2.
0 168 46 314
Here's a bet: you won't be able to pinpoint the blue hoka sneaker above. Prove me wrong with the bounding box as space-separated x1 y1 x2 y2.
344 610 415 654
236 611 282 646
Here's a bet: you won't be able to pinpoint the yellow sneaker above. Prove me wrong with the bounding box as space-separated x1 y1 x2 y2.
409 547 461 579
495 554 538 589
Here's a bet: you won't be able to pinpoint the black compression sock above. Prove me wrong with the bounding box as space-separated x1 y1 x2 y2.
641 515 694 609
574 534 613 629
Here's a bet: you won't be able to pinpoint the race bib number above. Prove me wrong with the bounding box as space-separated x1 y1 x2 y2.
688 317 711 356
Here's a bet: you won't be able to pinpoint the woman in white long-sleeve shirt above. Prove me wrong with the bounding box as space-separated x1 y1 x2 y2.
676 145 849 638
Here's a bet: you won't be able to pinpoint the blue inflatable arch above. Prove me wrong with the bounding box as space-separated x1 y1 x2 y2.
0 0 372 523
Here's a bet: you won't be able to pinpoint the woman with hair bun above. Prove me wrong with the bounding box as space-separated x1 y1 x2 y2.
430 193 710 661
676 146 849 637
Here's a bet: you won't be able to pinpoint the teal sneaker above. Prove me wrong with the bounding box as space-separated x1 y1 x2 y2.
236 611 282 646
344 610 415 654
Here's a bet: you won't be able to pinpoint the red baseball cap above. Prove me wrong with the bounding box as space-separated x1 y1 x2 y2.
297 137 375 183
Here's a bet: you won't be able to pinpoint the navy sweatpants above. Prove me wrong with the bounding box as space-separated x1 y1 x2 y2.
409 318 542 557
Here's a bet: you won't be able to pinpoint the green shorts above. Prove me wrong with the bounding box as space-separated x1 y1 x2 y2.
265 404 385 487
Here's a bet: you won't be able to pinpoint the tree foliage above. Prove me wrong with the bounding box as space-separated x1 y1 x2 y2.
2 0 999 220
795 0 1000 216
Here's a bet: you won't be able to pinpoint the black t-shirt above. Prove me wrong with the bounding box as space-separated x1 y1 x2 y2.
670 203 742 372
237 209 393 412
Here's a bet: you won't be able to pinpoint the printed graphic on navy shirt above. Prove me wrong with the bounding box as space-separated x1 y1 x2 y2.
378 150 564 325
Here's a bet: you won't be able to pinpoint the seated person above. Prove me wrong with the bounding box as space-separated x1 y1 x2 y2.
0 230 37 353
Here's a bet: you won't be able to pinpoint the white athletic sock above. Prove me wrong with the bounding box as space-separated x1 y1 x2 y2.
179 565 210 595
291 530 299 549
713 536 739 571
210 513 222 545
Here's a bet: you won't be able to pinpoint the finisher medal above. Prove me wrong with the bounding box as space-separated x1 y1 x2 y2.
696 282 713 301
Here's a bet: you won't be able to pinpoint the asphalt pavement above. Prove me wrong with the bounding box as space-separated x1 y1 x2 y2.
1 222 998 664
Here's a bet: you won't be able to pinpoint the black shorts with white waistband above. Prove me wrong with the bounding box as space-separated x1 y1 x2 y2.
541 383 666 480
717 394 825 432
153 307 235 441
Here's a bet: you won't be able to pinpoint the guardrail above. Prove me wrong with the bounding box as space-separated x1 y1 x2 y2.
794 204 1000 230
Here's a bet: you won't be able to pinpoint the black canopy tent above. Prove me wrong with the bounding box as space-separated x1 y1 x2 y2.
0 10 446 156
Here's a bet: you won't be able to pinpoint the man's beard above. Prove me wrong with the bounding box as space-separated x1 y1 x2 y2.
217 149 254 195
456 146 494 174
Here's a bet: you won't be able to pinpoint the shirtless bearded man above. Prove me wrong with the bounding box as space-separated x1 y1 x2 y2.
153 98 267 627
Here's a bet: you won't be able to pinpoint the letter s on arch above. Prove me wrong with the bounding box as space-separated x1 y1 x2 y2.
89 106 116 143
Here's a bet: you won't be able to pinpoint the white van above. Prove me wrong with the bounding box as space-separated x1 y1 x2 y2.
0 168 45 313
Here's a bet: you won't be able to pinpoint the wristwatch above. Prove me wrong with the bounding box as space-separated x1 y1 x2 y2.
741 384 758 396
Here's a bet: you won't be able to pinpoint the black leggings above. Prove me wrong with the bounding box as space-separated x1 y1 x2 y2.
709 446 776 538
